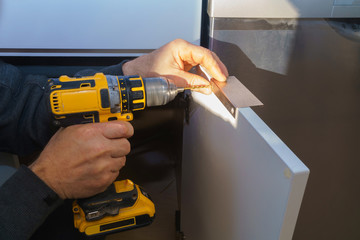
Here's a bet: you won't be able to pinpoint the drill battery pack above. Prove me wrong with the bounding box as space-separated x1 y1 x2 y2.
72 180 155 236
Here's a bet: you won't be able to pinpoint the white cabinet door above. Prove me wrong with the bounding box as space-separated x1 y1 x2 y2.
0 0 202 56
181 92 309 240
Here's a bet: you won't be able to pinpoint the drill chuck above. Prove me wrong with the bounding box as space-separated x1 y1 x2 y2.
106 75 184 108
143 77 184 107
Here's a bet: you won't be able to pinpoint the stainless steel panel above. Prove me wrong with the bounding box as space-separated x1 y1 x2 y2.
209 18 360 240
207 0 360 18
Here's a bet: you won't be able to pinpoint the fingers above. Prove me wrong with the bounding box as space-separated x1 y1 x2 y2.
193 50 228 82
174 39 228 82
112 156 126 172
31 121 133 199
88 155 126 189
107 156 126 175
108 138 131 158
209 52 229 81
102 122 132 158
100 121 134 139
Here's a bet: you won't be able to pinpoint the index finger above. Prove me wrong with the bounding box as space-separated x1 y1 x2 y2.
179 41 229 82
100 121 134 139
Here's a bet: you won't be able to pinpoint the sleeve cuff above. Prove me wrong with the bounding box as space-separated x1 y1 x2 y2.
0 165 63 238
100 59 129 75
3 164 62 208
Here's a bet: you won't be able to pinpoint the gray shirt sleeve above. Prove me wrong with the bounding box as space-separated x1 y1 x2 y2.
0 165 63 240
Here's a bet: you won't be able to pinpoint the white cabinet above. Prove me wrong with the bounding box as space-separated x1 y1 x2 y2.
0 0 202 56
181 92 309 240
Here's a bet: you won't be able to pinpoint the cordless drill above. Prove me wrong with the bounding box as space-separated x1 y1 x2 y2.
48 73 187 236
49 73 185 126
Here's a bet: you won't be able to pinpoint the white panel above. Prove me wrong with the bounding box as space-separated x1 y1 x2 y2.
0 0 202 56
208 0 360 18
181 92 309 240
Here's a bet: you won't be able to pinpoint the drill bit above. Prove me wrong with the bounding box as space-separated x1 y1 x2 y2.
183 85 210 90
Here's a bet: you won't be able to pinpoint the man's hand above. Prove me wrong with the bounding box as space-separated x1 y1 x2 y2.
29 121 134 199
122 39 228 94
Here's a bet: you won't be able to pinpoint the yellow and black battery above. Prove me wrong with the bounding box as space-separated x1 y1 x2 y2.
72 180 155 236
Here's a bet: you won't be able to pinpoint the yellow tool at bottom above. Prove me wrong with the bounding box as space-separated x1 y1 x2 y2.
72 180 155 237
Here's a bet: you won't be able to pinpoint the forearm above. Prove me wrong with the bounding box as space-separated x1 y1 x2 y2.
0 61 55 156
0 165 62 239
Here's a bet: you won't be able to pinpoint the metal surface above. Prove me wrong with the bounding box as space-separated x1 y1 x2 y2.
208 17 360 240
207 0 360 18
106 75 121 112
197 65 263 117
211 77 263 117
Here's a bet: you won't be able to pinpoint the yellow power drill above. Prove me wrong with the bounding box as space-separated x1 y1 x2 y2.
48 73 187 236
49 72 185 125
